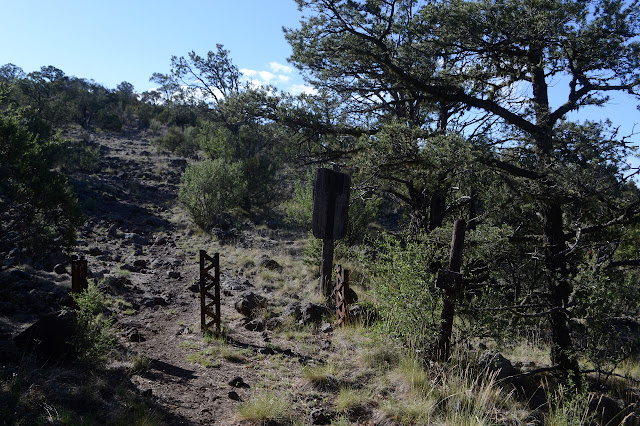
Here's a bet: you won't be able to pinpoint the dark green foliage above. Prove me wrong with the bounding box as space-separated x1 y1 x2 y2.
0 106 83 256
197 88 287 210
361 233 444 350
178 159 247 230
72 283 117 367
54 138 101 172
288 0 640 378
96 111 122 132
153 125 199 156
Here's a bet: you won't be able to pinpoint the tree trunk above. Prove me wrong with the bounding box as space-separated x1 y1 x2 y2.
542 202 581 385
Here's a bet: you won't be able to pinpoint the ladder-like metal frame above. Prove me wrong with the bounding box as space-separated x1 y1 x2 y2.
200 250 221 334
335 264 350 327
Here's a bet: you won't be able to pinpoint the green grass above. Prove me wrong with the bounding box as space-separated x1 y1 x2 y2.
237 391 293 423
335 387 370 412
303 362 340 389
185 351 221 368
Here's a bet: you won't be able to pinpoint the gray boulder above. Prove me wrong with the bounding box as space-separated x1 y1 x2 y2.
234 292 266 317
478 351 514 380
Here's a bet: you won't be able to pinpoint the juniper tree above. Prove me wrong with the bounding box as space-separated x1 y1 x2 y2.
286 0 640 380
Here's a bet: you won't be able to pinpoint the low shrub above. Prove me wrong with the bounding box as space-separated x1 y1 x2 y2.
72 283 117 367
178 159 247 231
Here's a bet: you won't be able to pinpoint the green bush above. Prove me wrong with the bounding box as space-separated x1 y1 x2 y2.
284 174 314 230
178 159 247 231
0 108 83 253
153 126 199 156
362 233 445 350
96 112 122 132
72 283 117 367
55 138 100 172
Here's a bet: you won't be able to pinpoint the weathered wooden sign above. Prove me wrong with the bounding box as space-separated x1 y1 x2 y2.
312 168 351 240
312 168 351 299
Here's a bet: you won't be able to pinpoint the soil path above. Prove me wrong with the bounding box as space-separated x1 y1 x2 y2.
69 130 321 425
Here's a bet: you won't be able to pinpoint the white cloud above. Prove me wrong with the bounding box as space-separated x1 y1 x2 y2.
241 68 258 78
277 75 291 83
270 62 294 74
289 84 318 96
259 71 276 83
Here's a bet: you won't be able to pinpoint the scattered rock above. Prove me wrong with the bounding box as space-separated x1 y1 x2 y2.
478 351 514 380
107 224 119 237
228 376 251 388
228 391 241 401
125 233 150 246
258 347 276 355
244 319 265 332
167 271 181 279
54 263 68 275
13 310 77 360
133 259 147 269
256 255 283 271
141 388 153 398
311 408 334 425
88 246 103 256
188 282 200 293
265 317 282 331
320 323 333 333
152 296 169 306
299 303 330 325
124 328 145 342
234 292 266 317
320 340 332 351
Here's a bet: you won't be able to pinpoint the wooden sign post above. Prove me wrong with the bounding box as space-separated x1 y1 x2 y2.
312 168 350 300
435 219 466 360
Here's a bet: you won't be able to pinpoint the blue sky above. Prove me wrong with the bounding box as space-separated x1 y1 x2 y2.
1 0 638 160
0 0 311 94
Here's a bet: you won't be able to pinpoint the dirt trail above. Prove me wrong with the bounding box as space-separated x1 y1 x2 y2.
68 130 322 425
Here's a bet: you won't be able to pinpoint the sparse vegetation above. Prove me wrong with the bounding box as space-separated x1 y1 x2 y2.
72 282 117 367
237 391 294 423
2 0 640 423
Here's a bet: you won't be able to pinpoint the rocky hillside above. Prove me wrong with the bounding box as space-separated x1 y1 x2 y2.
3 129 632 425
0 129 383 425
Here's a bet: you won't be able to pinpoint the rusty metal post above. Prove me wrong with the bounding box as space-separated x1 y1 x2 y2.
436 219 466 360
71 256 88 294
335 265 350 327
200 250 221 334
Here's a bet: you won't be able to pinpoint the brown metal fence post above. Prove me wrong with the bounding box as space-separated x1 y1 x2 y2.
435 219 467 361
200 250 221 335
335 265 350 327
71 256 88 294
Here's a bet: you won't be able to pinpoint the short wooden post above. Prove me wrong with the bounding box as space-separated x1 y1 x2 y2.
335 265 350 326
71 256 88 294
436 219 466 360
200 250 221 334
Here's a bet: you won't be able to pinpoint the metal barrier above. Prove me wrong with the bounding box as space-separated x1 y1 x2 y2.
335 264 349 327
200 250 221 334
